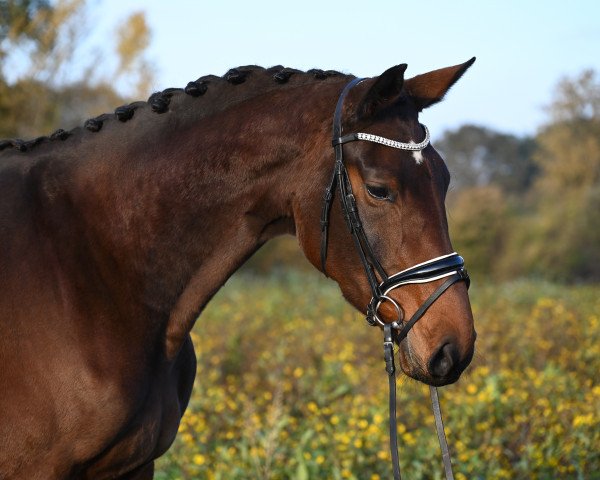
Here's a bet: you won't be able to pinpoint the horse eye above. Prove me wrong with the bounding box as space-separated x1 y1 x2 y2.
366 184 391 201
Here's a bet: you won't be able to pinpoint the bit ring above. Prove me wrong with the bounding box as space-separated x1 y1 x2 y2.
373 295 403 329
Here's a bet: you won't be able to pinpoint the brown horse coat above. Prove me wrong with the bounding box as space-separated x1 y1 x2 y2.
0 62 475 478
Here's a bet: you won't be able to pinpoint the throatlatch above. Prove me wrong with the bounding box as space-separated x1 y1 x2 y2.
320 77 470 480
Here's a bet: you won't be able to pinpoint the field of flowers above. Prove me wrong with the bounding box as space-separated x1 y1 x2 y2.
155 270 600 480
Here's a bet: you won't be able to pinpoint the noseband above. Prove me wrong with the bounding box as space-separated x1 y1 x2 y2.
319 77 471 480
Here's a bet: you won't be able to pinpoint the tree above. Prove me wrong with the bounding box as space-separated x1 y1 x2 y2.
519 70 600 281
115 11 153 97
0 0 154 139
436 125 537 194
438 125 536 279
447 185 509 280
0 0 52 56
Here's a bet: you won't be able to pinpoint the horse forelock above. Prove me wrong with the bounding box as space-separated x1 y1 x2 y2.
0 65 348 156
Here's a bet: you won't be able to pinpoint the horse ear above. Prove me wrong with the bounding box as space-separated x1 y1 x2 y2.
357 64 408 118
405 57 476 111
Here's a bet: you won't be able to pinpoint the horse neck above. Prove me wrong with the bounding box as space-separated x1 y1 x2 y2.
55 79 344 355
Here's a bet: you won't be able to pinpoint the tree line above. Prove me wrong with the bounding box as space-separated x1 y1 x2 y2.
2 1 598 283
0 0 152 139
244 70 600 284
443 70 600 282
247 71 600 284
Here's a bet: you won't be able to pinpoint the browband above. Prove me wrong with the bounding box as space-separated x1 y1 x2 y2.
332 124 430 151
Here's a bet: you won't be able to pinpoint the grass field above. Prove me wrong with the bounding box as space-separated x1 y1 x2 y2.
155 270 600 480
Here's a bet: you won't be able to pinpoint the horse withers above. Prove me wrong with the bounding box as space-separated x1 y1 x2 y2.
0 60 475 478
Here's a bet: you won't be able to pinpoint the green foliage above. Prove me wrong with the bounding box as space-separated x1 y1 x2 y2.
518 71 600 281
549 70 600 123
0 78 124 138
0 78 57 138
155 271 600 479
241 236 314 275
0 0 154 140
0 0 52 47
437 124 537 194
447 186 509 279
440 70 600 282
2 0 91 83
115 11 153 96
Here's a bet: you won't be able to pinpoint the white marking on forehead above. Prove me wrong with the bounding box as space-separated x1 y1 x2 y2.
408 135 425 164
412 150 424 164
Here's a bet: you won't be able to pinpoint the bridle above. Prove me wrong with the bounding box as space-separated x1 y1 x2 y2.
320 77 471 480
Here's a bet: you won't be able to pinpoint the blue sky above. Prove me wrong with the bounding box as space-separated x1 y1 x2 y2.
92 0 600 139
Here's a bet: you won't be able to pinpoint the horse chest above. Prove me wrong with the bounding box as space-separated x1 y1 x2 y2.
81 335 197 479
0 326 196 480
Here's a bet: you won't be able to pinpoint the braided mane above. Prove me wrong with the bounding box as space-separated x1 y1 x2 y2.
0 66 348 155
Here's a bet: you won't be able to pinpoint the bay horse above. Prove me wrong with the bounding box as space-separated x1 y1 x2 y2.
0 59 476 479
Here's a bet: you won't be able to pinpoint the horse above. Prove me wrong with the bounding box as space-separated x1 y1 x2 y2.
0 60 476 479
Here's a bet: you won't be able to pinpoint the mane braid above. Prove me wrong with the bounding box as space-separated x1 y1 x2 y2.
184 81 207 97
148 88 183 113
0 139 26 152
0 65 350 155
115 105 135 122
224 68 247 84
50 129 70 141
84 118 103 132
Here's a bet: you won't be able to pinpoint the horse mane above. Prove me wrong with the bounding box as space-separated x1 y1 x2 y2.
0 66 349 155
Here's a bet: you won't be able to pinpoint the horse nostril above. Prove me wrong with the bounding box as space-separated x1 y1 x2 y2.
428 342 459 378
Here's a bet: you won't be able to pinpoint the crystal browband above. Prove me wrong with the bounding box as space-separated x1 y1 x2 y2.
332 123 430 151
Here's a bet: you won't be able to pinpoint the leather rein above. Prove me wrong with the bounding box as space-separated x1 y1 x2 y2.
319 77 470 480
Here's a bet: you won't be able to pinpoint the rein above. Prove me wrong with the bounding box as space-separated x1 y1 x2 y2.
320 77 470 480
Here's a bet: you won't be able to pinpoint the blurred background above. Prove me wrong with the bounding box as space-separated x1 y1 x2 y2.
2 0 599 283
1 1 599 479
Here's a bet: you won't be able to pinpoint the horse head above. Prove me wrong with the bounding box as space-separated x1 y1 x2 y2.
297 59 476 386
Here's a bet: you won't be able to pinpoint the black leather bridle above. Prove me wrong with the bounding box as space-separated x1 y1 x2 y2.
320 77 471 480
